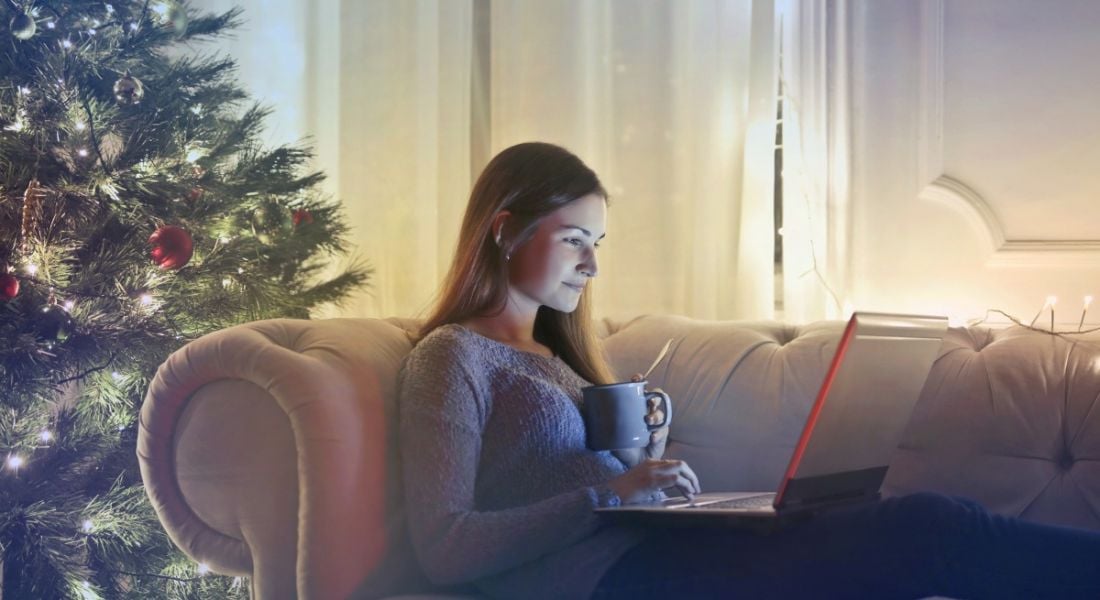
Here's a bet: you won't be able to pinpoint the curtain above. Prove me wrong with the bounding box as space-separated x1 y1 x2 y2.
189 0 780 322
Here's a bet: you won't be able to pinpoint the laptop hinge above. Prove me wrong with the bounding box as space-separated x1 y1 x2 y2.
776 466 887 511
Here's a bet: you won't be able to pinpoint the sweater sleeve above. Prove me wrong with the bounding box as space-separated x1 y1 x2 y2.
397 344 608 585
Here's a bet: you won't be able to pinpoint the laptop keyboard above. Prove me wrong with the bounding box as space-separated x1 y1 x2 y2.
687 494 775 509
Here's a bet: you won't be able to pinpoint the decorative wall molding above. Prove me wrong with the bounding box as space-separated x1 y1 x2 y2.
916 0 1100 268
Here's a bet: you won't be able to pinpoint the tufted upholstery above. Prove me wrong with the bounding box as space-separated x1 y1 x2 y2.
138 314 1100 599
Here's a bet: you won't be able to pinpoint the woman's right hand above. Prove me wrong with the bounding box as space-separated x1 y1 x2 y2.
605 458 701 505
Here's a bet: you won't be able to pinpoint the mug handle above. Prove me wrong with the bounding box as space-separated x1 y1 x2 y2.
644 390 672 430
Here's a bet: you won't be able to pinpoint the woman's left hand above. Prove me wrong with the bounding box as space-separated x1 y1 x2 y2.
610 374 671 467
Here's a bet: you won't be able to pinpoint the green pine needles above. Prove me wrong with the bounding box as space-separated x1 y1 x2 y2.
0 1 371 597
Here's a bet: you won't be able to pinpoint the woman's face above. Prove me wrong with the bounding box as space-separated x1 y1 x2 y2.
508 193 606 314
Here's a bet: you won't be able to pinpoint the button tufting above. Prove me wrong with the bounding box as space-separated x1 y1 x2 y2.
1054 449 1075 471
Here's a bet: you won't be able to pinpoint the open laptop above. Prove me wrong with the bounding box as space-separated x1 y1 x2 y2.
595 311 949 531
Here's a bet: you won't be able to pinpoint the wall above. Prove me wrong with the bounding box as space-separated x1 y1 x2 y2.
847 0 1100 327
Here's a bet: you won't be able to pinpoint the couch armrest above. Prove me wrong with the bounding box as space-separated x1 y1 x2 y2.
138 318 390 600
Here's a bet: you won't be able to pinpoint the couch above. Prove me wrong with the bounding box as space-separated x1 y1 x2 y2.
137 314 1100 599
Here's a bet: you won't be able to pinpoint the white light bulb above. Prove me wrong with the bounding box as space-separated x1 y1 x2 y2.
186 148 205 163
39 430 52 442
1046 295 1058 308
197 562 210 575
64 300 74 311
82 519 94 532
140 294 153 305
62 39 73 49
77 148 89 157
6 455 24 470
46 21 56 29
111 371 123 381
26 264 38 276
129 22 139 31
222 278 232 288
1085 296 1094 308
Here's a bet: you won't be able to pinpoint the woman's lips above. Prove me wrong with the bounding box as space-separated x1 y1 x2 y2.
563 282 584 292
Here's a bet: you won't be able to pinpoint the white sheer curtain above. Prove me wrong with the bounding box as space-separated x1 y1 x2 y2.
191 0 780 322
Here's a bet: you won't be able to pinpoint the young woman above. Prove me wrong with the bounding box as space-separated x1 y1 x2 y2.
396 142 1100 600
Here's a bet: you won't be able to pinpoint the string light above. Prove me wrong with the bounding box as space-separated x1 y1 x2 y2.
39 430 52 443
1079 295 1093 332
26 264 38 276
6 454 25 472
196 562 210 576
82 519 94 533
139 294 153 306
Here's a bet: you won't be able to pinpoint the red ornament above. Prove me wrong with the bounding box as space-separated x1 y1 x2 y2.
0 272 18 301
292 208 313 228
149 225 194 270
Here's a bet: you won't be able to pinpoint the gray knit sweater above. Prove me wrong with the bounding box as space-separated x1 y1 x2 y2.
396 323 649 600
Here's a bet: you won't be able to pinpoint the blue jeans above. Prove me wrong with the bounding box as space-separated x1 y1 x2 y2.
590 492 1100 599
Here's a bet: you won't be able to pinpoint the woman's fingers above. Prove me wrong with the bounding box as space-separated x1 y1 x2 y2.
631 373 644 382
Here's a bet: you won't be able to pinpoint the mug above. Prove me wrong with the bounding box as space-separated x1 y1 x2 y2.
582 380 672 451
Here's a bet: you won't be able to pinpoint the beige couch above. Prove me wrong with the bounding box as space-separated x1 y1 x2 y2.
137 314 1100 599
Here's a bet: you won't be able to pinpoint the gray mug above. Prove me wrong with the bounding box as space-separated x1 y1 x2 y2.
582 380 672 451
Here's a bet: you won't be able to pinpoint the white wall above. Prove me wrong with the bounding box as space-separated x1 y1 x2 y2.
847 0 1100 327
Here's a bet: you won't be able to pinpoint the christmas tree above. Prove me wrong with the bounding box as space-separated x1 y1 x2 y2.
1 1 370 597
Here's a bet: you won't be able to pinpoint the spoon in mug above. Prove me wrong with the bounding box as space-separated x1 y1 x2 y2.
640 338 674 381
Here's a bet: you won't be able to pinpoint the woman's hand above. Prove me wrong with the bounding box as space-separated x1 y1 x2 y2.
609 373 670 467
633 372 669 460
606 458 701 505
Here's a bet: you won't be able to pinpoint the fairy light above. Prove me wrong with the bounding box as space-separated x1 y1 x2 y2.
196 562 210 576
64 300 74 311
62 39 73 49
221 278 232 288
39 430 52 443
111 371 123 382
25 264 38 276
82 519 94 533
139 294 153 306
77 148 89 157
6 454 25 472
1079 295 1093 332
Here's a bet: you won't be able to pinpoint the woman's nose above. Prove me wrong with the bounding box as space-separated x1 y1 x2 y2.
580 249 598 278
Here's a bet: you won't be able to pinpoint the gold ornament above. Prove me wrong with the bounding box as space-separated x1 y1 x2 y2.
113 73 145 105
10 11 36 40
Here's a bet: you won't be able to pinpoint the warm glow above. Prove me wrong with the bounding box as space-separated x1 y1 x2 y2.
1046 295 1058 308
26 264 38 276
1085 296 1094 308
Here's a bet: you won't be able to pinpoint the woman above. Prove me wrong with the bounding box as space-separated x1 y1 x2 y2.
396 142 1100 599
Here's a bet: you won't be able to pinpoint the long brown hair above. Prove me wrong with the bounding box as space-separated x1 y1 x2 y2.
415 142 617 385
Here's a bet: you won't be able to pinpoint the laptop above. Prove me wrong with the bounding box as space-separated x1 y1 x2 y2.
594 311 949 531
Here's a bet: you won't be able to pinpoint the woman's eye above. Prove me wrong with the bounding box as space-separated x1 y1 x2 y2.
566 238 601 249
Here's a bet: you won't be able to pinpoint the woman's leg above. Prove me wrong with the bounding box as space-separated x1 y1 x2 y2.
590 492 1100 599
